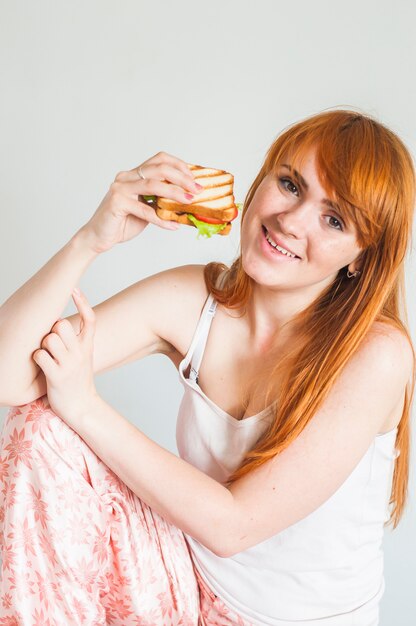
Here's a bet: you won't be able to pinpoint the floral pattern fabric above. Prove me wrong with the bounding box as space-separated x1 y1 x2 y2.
0 396 254 625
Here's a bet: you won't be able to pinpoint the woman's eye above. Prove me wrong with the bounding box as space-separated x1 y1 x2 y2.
279 177 299 196
277 177 344 231
327 215 344 231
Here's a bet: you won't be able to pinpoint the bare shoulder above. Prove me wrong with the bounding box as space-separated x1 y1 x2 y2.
363 321 414 383
99 261 210 359
348 321 414 433
148 263 210 357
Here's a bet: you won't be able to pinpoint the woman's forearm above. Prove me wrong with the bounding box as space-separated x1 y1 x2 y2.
0 227 99 404
76 395 235 557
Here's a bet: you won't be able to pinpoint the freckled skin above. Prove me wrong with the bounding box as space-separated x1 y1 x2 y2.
240 148 363 311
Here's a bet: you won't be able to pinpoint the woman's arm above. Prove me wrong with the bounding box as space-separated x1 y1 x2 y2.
0 228 98 405
74 394 235 557
0 152 201 406
1 262 207 408
71 324 412 559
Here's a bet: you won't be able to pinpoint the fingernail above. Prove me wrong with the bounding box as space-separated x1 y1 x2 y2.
194 183 203 191
73 287 81 296
184 193 194 200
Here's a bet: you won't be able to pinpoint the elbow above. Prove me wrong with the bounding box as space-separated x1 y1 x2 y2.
215 539 247 558
211 502 249 558
208 531 239 559
196 528 236 559
215 547 235 559
201 494 242 558
212 544 233 559
197 532 231 559
212 526 258 558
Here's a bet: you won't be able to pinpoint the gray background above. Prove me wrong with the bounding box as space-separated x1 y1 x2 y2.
0 1 415 623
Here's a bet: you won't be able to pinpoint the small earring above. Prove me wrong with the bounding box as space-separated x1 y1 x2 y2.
346 269 361 279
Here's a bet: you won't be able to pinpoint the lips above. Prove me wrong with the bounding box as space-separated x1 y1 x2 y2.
262 226 301 259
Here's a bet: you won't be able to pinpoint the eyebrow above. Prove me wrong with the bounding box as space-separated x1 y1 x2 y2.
280 163 342 216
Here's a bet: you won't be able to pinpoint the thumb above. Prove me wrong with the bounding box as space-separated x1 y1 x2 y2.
72 288 96 341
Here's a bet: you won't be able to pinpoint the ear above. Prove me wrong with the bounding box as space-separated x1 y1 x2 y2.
347 262 361 275
348 250 365 275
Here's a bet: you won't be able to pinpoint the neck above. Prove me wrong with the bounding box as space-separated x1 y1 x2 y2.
244 283 314 353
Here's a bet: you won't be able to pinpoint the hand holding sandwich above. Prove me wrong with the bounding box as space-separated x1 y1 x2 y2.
151 164 240 238
79 151 203 254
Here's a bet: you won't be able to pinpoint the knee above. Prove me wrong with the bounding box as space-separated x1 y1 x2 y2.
3 394 65 434
1 394 79 459
1 395 101 491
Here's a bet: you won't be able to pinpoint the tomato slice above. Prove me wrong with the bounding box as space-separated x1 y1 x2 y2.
193 214 225 224
193 206 238 224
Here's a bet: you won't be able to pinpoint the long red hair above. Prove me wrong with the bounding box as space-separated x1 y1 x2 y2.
204 109 416 529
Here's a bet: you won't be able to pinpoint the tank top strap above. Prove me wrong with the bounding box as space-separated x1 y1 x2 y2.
181 268 227 382
189 296 217 383
181 293 218 380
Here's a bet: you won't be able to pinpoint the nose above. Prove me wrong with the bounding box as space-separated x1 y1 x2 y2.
275 202 312 239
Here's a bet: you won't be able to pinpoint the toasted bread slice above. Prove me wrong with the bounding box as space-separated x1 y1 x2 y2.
156 195 237 221
155 208 231 235
196 182 233 202
190 170 234 188
188 164 232 179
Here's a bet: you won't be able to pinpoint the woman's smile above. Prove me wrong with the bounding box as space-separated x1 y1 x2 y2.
259 225 301 262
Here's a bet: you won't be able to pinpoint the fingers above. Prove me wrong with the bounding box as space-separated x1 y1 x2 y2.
138 150 194 179
118 158 200 194
99 189 179 230
32 347 58 375
50 318 79 346
119 164 200 195
132 199 182 230
111 162 203 210
32 289 94 374
120 178 199 204
71 288 95 343
150 162 203 194
37 332 67 365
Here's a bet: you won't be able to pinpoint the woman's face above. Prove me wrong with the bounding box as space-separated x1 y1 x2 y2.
240 148 363 295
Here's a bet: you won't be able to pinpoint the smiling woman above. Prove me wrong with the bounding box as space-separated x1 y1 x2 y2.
206 110 415 512
0 109 415 625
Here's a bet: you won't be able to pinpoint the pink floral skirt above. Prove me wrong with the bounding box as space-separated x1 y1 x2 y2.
0 396 254 625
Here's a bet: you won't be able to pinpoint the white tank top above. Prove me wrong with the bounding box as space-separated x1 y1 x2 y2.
176 292 399 625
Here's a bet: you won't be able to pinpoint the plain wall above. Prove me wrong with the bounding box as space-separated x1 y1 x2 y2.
0 1 415 623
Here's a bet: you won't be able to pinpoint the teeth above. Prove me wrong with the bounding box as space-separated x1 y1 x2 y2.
265 230 297 257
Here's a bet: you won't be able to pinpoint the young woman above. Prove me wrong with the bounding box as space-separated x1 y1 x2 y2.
0 109 414 625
